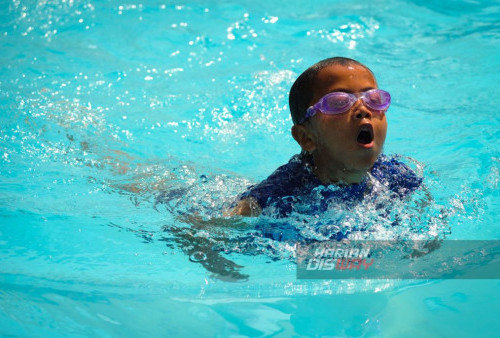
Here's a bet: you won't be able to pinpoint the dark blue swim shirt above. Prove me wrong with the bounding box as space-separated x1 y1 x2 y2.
238 152 422 218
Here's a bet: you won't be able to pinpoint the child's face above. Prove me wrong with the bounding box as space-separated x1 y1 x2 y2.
307 63 388 173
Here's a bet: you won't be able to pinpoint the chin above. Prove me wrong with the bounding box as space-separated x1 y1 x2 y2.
355 150 380 170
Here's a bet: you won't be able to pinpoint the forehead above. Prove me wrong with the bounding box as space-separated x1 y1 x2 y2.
311 64 377 102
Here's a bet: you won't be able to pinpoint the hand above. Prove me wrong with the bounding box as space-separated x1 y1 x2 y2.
225 197 262 217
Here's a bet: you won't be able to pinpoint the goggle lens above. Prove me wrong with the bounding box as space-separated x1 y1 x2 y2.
363 89 390 110
324 93 353 112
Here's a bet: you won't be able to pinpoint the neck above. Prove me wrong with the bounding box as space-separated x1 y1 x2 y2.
312 153 368 185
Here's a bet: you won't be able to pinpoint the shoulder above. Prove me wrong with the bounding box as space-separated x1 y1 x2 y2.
371 154 423 195
239 153 318 209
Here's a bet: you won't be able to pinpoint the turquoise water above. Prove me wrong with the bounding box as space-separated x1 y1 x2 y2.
1 0 499 336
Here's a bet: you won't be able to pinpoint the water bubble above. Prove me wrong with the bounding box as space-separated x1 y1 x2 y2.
189 251 207 262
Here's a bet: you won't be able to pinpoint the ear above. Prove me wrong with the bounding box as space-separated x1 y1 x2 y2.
291 124 317 153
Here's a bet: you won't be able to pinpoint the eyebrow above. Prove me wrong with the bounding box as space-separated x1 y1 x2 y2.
330 87 376 93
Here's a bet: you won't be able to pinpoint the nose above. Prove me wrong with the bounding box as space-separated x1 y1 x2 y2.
352 99 372 119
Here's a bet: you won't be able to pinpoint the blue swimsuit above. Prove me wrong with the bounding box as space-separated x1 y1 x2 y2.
239 152 422 218
237 153 422 242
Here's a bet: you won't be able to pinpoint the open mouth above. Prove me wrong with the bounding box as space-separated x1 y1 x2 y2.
357 124 374 146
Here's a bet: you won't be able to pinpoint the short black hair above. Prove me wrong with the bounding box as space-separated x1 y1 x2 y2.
289 57 373 124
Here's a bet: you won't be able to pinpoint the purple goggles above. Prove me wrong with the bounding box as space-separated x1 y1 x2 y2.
299 89 391 124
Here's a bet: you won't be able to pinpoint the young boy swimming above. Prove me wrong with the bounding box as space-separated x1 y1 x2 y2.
231 57 421 217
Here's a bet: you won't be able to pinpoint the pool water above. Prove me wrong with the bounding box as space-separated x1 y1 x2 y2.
1 0 499 336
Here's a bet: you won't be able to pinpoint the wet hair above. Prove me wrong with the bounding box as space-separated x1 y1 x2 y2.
289 57 373 124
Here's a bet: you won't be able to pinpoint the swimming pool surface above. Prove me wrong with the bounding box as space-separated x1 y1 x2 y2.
1 0 499 336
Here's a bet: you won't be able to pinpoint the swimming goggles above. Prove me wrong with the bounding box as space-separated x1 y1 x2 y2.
299 89 391 123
